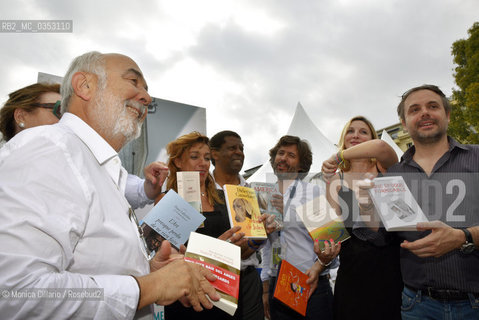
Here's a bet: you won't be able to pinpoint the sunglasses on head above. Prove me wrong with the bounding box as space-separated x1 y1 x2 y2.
31 100 62 119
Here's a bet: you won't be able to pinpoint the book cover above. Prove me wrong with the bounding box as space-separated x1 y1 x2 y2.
142 190 205 249
273 260 310 316
296 194 350 250
250 182 282 222
369 176 429 231
223 184 267 239
185 232 241 316
177 171 202 213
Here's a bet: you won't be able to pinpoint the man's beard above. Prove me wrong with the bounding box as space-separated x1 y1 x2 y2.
273 161 299 180
409 118 447 145
93 89 146 146
112 100 144 145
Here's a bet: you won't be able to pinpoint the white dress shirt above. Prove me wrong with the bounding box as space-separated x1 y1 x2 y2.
125 174 153 209
0 113 151 319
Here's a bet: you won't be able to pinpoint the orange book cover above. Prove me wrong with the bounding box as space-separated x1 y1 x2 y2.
273 260 310 316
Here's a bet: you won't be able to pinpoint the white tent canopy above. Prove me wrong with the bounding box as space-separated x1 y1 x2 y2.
247 102 337 183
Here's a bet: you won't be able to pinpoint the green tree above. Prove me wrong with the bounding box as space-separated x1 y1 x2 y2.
448 22 479 143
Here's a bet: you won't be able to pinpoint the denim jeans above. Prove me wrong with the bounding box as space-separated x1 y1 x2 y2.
401 286 479 320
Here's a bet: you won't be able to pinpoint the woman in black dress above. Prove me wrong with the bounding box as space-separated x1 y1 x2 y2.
154 131 264 320
321 116 403 320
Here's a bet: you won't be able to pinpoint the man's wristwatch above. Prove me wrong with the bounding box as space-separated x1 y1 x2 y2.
460 228 475 254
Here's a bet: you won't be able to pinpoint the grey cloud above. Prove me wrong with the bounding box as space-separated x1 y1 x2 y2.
0 0 478 171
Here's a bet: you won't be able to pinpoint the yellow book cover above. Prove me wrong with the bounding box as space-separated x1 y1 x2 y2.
223 184 267 239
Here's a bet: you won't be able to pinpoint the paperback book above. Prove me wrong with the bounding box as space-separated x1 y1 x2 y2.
142 190 205 250
185 232 241 316
296 194 350 250
250 182 282 223
273 260 310 316
223 184 267 239
177 171 202 213
369 176 428 231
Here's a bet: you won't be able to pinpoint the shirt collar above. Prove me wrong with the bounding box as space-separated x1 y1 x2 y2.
238 174 247 186
447 136 468 151
59 113 118 165
281 178 302 198
213 171 247 189
59 113 126 191
401 136 467 163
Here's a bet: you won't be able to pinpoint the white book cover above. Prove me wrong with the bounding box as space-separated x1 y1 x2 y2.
177 171 202 213
185 232 241 316
369 176 428 231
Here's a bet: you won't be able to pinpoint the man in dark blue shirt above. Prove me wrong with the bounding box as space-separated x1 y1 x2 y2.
360 84 479 319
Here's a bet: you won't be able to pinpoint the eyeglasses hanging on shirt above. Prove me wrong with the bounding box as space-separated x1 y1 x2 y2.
129 207 154 261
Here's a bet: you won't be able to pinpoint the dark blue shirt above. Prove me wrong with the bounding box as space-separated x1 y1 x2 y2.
387 137 479 292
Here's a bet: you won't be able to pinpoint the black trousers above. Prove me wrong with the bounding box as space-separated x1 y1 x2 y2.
236 266 264 320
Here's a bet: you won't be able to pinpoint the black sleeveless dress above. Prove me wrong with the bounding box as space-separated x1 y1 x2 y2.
333 175 403 320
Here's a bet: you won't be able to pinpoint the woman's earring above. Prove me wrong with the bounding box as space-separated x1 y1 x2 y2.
18 122 25 128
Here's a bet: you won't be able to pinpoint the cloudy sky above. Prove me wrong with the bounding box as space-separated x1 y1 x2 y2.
0 0 477 171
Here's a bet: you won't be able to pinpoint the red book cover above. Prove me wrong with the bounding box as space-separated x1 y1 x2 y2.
273 260 311 316
184 232 241 316
183 257 240 300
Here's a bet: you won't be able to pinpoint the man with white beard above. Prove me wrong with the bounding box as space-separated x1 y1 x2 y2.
0 51 219 319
